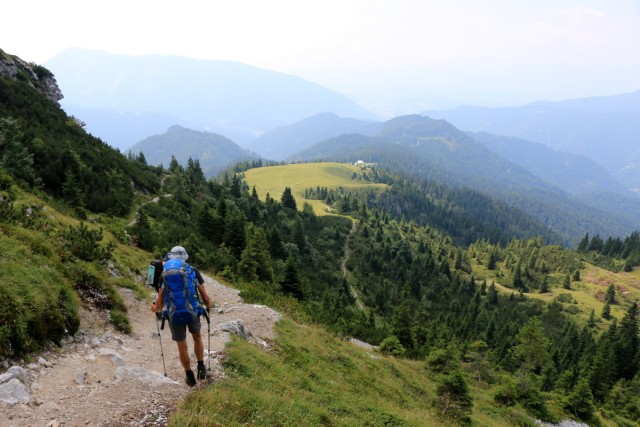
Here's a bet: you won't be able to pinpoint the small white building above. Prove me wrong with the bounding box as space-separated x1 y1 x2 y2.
354 160 365 167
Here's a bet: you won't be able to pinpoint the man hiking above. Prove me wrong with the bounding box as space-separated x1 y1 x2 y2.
151 246 212 386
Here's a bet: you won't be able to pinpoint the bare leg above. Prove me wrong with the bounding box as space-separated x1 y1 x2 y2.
176 340 191 371
192 332 204 362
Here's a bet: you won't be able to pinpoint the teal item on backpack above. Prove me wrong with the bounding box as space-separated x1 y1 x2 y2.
147 260 164 291
146 264 155 286
162 258 201 326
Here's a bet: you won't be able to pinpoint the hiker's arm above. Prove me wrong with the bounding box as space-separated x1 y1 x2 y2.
151 287 164 312
197 284 212 308
194 269 212 308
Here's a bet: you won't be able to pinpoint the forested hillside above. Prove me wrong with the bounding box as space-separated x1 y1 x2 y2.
128 125 258 178
0 52 159 215
290 115 638 246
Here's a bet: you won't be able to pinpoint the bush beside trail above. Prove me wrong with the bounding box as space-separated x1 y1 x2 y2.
0 226 80 356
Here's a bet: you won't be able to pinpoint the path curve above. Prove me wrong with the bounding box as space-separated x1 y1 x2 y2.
340 220 364 310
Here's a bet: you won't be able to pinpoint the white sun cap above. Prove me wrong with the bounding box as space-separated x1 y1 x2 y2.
168 246 188 261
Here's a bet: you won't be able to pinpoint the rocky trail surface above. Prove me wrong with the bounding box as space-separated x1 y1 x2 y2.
0 275 281 427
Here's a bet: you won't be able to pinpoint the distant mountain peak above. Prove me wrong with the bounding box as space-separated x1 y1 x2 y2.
44 49 377 150
129 125 256 177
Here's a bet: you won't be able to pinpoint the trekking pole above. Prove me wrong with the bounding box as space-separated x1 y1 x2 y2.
155 314 168 376
196 284 212 378
154 293 168 377
202 308 211 377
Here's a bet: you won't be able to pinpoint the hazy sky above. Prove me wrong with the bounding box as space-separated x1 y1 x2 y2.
4 0 640 116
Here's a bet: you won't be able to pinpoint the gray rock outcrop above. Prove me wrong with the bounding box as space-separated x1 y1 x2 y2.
0 49 63 103
219 320 252 340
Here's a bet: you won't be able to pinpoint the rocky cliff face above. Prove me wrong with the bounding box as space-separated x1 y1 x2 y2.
0 49 63 104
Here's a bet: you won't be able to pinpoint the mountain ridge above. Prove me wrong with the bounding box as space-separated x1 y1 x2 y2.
244 112 382 160
129 125 258 177
288 115 639 244
44 48 377 150
423 91 640 190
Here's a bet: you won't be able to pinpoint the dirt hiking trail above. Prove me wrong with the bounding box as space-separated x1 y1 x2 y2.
1 274 281 427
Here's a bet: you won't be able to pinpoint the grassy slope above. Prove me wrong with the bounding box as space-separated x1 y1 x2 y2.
243 162 386 215
1 189 155 340
173 319 522 427
472 257 640 330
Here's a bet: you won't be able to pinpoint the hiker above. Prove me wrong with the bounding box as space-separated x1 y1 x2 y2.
151 246 212 386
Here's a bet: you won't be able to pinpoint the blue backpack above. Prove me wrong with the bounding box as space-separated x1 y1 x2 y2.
162 259 201 325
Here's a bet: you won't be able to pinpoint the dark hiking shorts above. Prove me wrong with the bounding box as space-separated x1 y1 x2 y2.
168 316 202 341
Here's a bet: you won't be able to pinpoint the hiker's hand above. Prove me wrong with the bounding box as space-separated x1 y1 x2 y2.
150 302 158 312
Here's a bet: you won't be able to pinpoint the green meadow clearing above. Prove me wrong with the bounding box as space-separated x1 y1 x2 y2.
242 162 387 215
473 257 640 331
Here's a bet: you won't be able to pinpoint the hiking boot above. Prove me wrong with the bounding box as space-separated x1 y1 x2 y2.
185 370 196 387
197 363 207 380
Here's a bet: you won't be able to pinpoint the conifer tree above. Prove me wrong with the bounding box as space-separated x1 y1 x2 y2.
614 302 639 380
0 118 39 188
577 233 590 253
601 302 611 320
391 300 416 353
589 330 616 401
168 155 182 173
223 212 246 257
281 256 304 299
587 309 597 328
572 269 580 281
136 151 147 165
539 275 549 294
487 249 497 270
564 378 595 421
514 318 550 373
605 284 616 304
488 282 498 305
280 186 297 210
185 157 206 195
513 262 524 291
434 368 473 425
61 169 84 208
230 174 242 198
292 217 307 253
238 224 273 282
